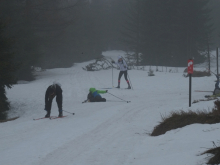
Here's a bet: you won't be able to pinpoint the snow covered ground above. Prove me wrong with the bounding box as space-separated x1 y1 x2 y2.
1 50 219 165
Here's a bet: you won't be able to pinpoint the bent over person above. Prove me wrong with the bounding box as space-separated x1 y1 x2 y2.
112 56 131 89
44 82 63 117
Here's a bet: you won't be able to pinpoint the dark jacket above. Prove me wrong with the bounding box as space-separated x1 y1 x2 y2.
45 84 62 110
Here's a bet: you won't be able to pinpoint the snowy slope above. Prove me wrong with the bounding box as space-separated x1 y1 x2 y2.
1 50 219 165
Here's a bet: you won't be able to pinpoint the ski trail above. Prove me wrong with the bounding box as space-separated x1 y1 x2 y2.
33 104 148 165
3 54 217 165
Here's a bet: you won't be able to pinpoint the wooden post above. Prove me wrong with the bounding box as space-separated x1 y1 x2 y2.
208 43 210 71
189 74 192 107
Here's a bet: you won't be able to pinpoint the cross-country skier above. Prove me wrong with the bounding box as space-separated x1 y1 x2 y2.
213 75 220 95
87 88 107 102
44 82 63 118
112 56 131 89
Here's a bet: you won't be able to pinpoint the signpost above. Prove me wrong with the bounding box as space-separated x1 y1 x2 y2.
188 59 193 107
217 47 219 75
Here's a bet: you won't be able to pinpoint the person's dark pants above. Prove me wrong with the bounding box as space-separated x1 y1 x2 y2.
90 95 106 102
215 79 219 89
45 96 62 114
118 71 130 87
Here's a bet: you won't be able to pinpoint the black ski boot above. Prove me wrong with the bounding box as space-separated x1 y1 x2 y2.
45 113 50 118
116 82 120 88
58 110 63 117
127 81 131 89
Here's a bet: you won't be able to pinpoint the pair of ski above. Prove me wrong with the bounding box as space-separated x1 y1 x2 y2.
101 87 131 90
194 90 213 92
204 94 220 98
33 115 69 121
194 90 216 98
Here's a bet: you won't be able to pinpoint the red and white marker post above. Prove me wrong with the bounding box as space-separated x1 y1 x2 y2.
188 59 193 107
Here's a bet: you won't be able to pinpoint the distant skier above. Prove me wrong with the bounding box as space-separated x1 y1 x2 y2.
112 56 131 89
87 88 107 102
44 82 63 117
213 75 220 95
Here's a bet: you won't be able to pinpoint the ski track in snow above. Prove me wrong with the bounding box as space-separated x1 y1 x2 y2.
1 50 220 165
34 104 147 165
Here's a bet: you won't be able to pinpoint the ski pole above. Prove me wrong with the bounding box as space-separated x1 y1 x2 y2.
62 110 75 115
107 92 131 103
112 64 114 87
206 68 217 76
127 72 133 90
110 58 114 87
82 99 88 103
103 56 114 87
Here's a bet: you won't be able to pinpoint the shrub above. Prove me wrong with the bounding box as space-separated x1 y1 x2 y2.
202 145 220 164
82 57 114 71
0 21 16 120
148 69 155 76
151 100 220 136
183 69 211 77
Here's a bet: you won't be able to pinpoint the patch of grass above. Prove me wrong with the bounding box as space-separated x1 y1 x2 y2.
0 117 19 123
183 69 211 77
151 100 220 136
202 146 220 164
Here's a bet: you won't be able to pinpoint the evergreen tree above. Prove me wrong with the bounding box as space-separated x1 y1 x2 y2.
141 0 166 66
209 0 220 48
123 0 213 67
0 22 16 120
121 0 144 66
174 0 212 66
0 0 41 80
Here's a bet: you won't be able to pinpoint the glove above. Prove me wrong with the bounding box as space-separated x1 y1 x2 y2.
106 90 108 93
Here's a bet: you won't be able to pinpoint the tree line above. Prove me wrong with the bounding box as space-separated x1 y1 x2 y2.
123 0 216 66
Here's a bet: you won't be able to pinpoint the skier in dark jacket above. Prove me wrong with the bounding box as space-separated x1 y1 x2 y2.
44 82 63 117
87 88 107 102
112 56 131 89
213 75 220 95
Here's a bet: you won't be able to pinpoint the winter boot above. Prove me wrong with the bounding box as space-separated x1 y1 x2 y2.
45 113 50 118
116 80 120 88
127 80 131 89
58 110 63 117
